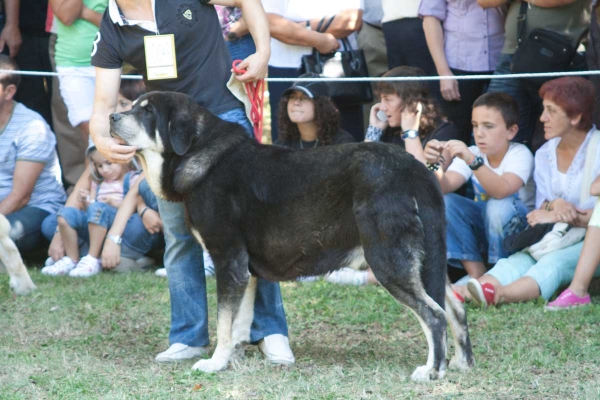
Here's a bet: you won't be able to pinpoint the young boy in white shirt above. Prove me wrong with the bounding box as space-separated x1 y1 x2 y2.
424 92 535 285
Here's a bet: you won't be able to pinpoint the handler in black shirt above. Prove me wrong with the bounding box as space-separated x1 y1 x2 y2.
89 0 294 368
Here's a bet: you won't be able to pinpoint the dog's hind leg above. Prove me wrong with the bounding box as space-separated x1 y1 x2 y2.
444 283 474 371
366 246 448 381
0 215 36 295
192 249 256 373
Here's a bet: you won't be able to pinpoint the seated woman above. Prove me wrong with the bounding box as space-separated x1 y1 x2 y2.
0 54 66 253
275 74 376 286
546 175 600 310
365 65 463 164
462 77 600 308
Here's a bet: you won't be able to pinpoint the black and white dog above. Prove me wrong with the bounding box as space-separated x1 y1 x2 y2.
109 91 474 381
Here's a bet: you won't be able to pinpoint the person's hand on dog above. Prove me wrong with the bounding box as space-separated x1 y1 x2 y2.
101 239 120 270
369 103 389 130
401 102 422 132
443 140 474 164
233 51 270 82
551 199 579 224
48 233 65 261
94 135 137 164
141 208 163 234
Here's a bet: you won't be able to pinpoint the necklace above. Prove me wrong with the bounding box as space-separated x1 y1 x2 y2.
300 139 319 149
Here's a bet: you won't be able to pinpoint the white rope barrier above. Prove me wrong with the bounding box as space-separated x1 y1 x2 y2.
2 68 600 82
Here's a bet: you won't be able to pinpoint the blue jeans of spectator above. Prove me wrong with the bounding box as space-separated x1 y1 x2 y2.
157 107 289 347
486 241 600 300
226 34 256 64
5 206 49 252
486 53 543 146
445 193 528 268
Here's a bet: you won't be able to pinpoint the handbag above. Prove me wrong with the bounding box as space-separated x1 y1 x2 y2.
510 2 586 87
300 16 373 106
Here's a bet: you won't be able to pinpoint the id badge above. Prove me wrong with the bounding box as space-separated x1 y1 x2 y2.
144 34 178 80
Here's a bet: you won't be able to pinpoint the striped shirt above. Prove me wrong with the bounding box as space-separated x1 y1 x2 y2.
0 102 66 214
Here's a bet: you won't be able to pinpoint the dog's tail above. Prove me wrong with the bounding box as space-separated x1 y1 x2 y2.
0 214 10 238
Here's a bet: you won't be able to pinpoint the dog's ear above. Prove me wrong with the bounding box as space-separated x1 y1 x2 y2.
168 109 197 156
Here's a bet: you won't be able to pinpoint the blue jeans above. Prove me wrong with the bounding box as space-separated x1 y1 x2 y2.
5 206 49 252
43 203 160 259
486 53 542 146
157 107 288 347
487 241 600 300
445 193 528 267
226 34 256 64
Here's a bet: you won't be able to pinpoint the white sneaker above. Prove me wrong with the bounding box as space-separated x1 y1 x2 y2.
155 267 167 277
155 343 209 363
203 252 215 277
258 334 295 366
69 255 101 277
41 256 76 276
325 267 368 286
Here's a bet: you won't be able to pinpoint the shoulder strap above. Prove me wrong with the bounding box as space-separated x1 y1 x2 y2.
580 129 600 203
123 171 131 196
516 1 529 45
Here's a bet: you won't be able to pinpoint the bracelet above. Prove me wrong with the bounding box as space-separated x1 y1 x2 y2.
426 162 440 171
365 125 384 141
545 200 553 211
140 207 149 219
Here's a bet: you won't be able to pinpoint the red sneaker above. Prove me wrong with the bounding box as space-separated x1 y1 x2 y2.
453 290 465 304
467 278 495 309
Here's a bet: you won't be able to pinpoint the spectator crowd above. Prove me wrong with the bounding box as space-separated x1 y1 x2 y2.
1 0 600 367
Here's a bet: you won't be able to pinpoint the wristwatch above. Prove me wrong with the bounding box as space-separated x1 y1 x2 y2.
401 129 419 140
468 156 484 171
106 234 122 245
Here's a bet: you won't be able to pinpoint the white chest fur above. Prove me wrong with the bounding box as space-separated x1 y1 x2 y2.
140 151 166 199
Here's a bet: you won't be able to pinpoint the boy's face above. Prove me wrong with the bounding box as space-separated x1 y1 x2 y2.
471 106 517 156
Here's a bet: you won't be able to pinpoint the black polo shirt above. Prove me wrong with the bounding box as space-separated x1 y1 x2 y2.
91 0 241 115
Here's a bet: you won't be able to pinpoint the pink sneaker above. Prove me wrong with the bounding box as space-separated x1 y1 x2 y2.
545 289 591 311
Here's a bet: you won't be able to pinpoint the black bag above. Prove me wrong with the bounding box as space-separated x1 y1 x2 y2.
510 2 585 87
300 16 373 106
503 223 554 253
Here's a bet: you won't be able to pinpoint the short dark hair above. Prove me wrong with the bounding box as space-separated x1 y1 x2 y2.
472 92 519 129
119 70 146 101
539 77 595 131
0 54 20 89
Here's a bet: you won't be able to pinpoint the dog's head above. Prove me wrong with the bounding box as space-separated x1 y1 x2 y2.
109 91 205 157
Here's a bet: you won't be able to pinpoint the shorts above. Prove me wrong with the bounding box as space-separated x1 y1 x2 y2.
56 66 95 127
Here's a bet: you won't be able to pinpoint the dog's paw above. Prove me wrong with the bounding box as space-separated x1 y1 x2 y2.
192 358 228 373
10 277 36 296
410 365 445 382
449 355 472 372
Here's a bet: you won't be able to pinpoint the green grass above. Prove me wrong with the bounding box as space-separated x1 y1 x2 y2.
1 269 599 399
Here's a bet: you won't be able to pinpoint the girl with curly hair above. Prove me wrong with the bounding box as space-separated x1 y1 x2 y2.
275 74 356 149
365 66 463 165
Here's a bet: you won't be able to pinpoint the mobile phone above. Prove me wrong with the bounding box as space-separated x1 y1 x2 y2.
376 110 387 122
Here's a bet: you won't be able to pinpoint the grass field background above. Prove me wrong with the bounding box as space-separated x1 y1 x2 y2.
1 269 599 400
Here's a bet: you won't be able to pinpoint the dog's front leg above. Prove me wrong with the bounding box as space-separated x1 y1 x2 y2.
192 260 256 373
0 216 36 295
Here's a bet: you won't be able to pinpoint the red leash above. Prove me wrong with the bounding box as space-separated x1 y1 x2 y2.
232 60 264 143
